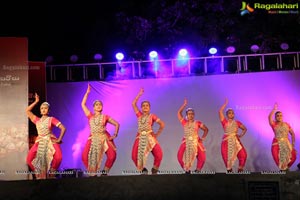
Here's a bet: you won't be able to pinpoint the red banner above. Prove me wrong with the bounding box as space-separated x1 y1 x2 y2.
0 37 28 180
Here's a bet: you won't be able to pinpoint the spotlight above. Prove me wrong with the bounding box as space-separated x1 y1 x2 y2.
179 49 188 57
250 44 260 53
280 43 289 51
149 51 158 59
115 52 124 61
70 55 78 63
94 53 103 61
209 47 217 55
226 46 236 54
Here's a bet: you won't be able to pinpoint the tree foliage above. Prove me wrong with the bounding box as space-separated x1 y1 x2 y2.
114 0 300 58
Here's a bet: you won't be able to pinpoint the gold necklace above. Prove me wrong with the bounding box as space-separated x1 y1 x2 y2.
93 114 101 126
40 116 48 121
141 115 148 124
188 121 194 129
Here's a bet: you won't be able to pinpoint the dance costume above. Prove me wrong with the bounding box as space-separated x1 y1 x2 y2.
270 122 296 170
82 113 116 175
177 119 206 171
132 111 163 171
220 119 247 170
27 116 62 178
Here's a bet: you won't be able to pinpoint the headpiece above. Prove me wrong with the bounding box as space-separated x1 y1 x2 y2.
93 100 102 107
41 102 50 107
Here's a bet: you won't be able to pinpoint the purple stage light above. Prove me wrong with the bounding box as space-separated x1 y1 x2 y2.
94 53 103 61
226 46 236 54
70 55 78 63
250 45 259 53
280 43 289 51
45 55 54 64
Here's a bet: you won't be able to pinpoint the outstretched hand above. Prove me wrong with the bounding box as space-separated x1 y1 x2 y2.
183 98 188 107
86 83 91 94
273 102 278 110
34 93 40 103
138 88 144 96
224 98 228 105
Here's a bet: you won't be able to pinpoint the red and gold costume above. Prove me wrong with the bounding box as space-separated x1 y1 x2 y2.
221 119 247 170
131 111 163 171
27 116 62 178
82 113 116 174
177 119 206 171
270 122 296 170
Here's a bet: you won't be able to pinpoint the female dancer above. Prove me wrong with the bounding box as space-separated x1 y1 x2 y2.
219 98 247 173
132 88 165 174
268 103 296 171
26 93 66 179
177 98 209 174
81 83 120 176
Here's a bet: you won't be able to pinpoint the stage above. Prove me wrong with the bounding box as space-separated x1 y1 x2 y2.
1 44 300 200
1 171 300 200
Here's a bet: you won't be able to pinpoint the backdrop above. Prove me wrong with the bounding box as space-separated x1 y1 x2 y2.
46 70 300 175
0 37 28 180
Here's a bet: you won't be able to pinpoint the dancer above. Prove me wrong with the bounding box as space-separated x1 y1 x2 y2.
177 98 209 174
81 83 120 176
26 93 66 179
132 88 165 174
268 103 296 171
219 98 247 173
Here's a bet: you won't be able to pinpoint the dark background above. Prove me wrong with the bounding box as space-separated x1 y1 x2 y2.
1 0 299 64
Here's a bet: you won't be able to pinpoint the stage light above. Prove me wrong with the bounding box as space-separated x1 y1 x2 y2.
45 56 54 64
70 55 78 63
209 47 217 55
149 51 158 59
179 49 188 57
280 43 289 51
94 53 103 61
226 46 236 54
250 44 260 53
115 52 124 61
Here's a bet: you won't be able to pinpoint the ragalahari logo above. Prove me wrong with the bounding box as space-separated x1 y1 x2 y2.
240 1 254 15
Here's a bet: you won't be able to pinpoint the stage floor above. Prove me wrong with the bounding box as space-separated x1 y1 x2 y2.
1 171 300 200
